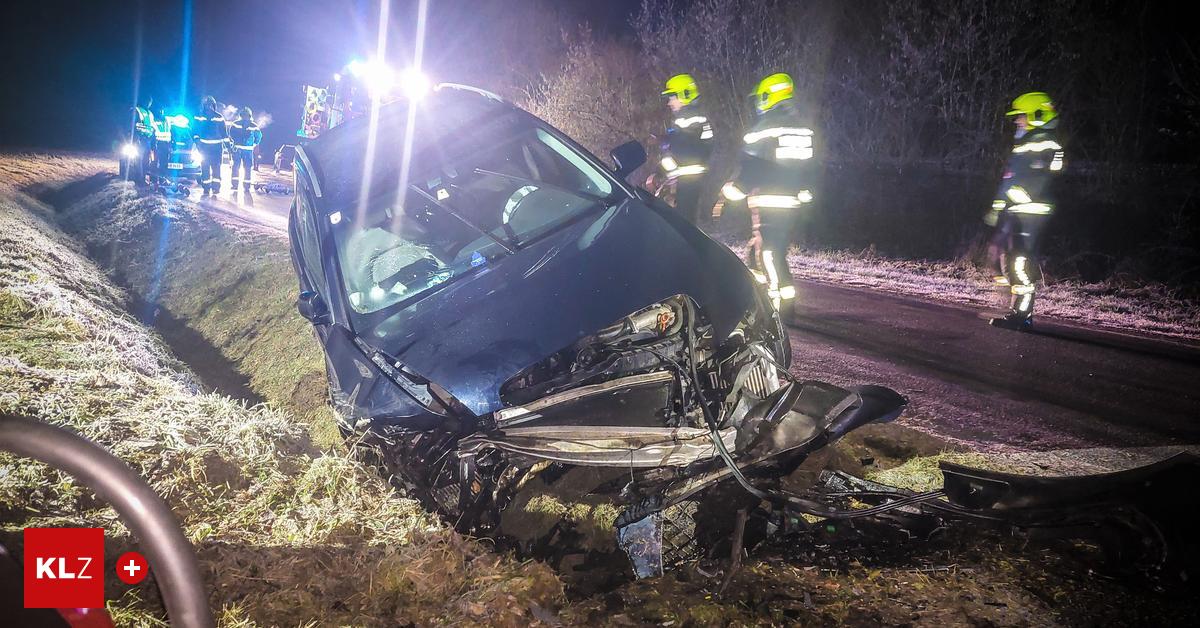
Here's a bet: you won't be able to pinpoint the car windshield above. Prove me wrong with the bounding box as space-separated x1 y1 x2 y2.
331 111 617 321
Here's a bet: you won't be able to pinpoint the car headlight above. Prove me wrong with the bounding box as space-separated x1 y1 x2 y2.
191 148 203 165
120 143 139 159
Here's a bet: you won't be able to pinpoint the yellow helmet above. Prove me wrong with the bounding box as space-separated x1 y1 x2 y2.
1006 91 1057 126
662 74 699 105
754 73 794 113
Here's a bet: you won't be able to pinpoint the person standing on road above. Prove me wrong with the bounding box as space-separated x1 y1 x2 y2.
193 95 228 194
721 73 816 322
985 91 1065 330
656 74 715 225
150 105 172 186
131 96 156 185
228 107 262 193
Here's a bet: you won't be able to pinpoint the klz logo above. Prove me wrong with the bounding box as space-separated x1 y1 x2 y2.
23 528 104 609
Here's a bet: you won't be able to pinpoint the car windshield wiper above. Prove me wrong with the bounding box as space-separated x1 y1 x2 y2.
473 168 615 206
408 184 518 255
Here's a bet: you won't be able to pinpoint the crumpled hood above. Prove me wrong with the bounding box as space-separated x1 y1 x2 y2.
365 199 758 416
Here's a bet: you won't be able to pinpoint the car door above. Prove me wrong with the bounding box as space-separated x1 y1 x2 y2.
289 162 435 431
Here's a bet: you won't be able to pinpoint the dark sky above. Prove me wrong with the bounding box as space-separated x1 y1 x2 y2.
0 0 642 154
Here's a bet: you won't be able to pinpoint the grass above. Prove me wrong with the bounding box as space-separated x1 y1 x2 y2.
54 178 339 448
0 186 564 626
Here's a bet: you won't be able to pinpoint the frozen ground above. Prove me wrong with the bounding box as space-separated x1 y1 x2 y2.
785 247 1200 342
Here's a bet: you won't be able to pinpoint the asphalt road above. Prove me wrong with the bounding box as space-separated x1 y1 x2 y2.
787 281 1200 452
196 191 1200 453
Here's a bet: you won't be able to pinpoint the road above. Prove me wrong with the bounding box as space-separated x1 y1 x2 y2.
197 191 1200 454
788 281 1200 452
193 165 292 234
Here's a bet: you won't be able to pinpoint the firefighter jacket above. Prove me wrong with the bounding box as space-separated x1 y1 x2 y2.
660 103 714 180
192 109 228 145
995 120 1064 217
133 106 155 138
733 102 817 209
228 120 262 151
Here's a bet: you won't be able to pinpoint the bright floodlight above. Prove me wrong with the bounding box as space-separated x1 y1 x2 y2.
347 59 395 97
399 68 431 100
120 143 139 159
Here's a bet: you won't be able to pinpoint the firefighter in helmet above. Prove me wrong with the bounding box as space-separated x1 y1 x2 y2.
722 73 816 321
228 107 262 192
193 95 228 194
130 96 156 185
985 91 1065 329
658 74 715 225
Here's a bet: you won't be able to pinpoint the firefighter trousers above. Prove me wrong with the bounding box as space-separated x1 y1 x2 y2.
231 148 254 188
673 176 705 226
747 204 798 314
994 211 1051 319
197 142 224 191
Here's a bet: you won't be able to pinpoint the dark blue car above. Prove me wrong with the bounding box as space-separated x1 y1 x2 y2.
287 85 904 564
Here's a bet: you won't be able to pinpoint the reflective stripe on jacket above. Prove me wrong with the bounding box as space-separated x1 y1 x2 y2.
228 121 263 150
734 102 817 201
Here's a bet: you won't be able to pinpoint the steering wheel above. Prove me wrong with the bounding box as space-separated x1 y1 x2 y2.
0 414 214 628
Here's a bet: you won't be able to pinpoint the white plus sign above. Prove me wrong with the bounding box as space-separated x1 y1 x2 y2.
123 559 142 578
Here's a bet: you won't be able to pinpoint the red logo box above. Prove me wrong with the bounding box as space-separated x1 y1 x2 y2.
23 528 105 609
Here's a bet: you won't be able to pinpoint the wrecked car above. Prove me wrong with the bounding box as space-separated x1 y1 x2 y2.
288 84 1200 578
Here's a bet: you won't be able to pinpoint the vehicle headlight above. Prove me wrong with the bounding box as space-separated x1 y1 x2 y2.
191 148 203 165
120 143 139 159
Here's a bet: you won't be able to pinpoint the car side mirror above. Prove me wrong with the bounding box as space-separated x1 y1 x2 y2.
611 140 646 180
296 290 331 325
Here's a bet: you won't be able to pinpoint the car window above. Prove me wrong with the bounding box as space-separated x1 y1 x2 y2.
331 116 617 319
294 180 326 296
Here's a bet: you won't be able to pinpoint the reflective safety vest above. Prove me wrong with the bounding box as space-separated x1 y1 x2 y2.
727 102 816 208
152 118 172 142
133 106 155 138
660 103 714 179
228 120 262 151
994 121 1064 217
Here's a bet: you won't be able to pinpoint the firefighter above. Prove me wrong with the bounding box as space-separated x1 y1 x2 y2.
722 73 816 322
228 107 262 192
131 96 156 185
985 91 1065 329
658 74 715 225
193 95 228 194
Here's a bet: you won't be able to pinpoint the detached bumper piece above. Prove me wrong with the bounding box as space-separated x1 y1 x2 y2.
937 452 1200 574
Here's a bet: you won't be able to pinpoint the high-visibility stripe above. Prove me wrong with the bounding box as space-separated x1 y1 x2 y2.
1012 140 1062 154
1009 202 1052 215
700 128 714 140
992 199 1007 211
660 156 678 172
778 286 796 299
667 164 707 178
775 146 813 160
673 116 708 128
762 250 781 292
1006 186 1032 204
722 182 747 201
1014 256 1031 286
198 138 224 144
234 145 256 150
747 193 810 209
743 126 813 144
1018 293 1033 312
1049 152 1064 171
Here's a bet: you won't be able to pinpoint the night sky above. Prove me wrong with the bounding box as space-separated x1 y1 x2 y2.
0 0 642 154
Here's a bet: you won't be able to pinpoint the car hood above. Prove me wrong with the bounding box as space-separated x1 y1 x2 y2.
362 198 758 416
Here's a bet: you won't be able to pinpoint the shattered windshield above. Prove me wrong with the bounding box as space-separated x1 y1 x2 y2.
331 113 617 320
